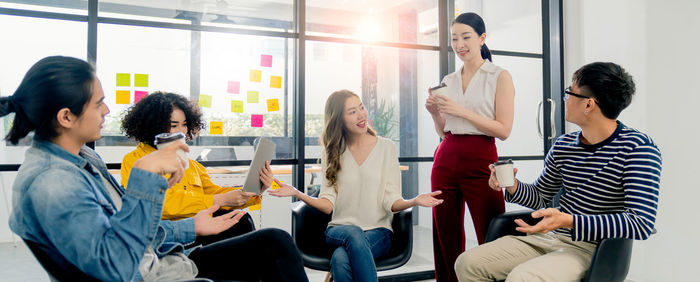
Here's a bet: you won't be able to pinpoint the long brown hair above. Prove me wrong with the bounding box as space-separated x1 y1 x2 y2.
320 90 376 188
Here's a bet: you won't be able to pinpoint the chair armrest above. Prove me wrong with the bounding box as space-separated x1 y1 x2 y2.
582 237 633 282
291 201 333 258
485 209 540 243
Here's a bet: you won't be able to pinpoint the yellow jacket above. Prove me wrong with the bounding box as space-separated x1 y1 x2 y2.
121 142 260 220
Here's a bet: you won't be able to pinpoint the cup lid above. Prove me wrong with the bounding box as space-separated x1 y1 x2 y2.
154 132 186 145
494 159 513 166
430 83 447 91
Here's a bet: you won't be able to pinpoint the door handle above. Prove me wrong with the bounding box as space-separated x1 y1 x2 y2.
536 100 543 139
548 98 556 140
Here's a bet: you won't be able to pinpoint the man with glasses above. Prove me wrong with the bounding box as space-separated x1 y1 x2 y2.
454 62 662 281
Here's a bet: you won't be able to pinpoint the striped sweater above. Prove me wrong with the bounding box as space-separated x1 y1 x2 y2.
506 122 661 242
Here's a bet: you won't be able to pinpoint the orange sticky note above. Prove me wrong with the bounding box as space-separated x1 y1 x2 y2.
267 98 280 112
116 90 130 104
231 100 244 113
249 70 261 82
270 76 282 88
210 121 223 135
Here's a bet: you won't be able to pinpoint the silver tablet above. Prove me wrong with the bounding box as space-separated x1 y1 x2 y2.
242 137 276 194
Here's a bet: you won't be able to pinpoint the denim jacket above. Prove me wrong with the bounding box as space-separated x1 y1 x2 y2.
9 139 197 281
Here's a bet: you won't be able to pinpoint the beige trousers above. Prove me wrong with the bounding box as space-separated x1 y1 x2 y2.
455 233 596 282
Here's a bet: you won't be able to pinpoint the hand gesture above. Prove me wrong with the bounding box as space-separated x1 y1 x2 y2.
514 208 574 234
259 161 273 193
425 88 440 115
434 94 466 117
214 189 257 207
133 141 189 187
194 205 247 236
267 179 300 198
488 164 518 191
414 191 444 207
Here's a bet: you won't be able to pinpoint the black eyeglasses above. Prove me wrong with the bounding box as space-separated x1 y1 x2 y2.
564 87 590 99
564 87 599 105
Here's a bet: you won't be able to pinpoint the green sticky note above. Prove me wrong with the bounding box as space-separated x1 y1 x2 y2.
116 73 130 87
134 74 149 87
199 95 212 108
247 91 259 103
231 100 244 113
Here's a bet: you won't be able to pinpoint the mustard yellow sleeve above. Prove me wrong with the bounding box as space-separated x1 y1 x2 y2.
160 179 215 220
120 152 137 188
194 161 233 195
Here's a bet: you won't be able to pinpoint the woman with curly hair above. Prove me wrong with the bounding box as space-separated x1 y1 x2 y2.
120 92 273 245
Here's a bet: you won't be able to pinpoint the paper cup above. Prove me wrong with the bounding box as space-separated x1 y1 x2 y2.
494 159 515 187
430 83 448 96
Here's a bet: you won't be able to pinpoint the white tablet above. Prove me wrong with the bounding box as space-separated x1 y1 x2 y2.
242 137 276 195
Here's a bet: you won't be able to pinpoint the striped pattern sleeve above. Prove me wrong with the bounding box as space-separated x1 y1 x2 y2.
506 148 563 210
572 143 662 241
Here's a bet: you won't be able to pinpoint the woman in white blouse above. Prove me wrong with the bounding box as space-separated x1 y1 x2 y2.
425 12 515 282
270 89 442 282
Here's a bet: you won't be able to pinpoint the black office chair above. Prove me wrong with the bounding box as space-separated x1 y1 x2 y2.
23 239 99 282
24 239 214 282
291 201 413 272
485 210 634 282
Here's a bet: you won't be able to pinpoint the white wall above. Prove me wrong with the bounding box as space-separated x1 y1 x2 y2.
564 0 700 281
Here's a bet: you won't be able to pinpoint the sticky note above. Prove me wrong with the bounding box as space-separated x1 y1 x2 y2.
198 95 212 108
247 91 259 103
248 203 261 211
210 121 223 135
134 91 148 103
251 114 263 127
227 81 240 94
267 98 280 112
261 54 272 67
271 180 281 190
231 100 244 113
116 73 130 87
116 90 130 104
249 70 261 82
270 76 282 88
134 74 148 87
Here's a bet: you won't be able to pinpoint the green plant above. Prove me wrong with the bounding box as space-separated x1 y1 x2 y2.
373 98 398 141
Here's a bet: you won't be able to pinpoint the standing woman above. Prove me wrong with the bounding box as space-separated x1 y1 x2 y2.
270 90 443 282
426 12 515 282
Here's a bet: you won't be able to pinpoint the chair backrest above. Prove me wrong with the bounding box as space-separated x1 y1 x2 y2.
23 239 99 282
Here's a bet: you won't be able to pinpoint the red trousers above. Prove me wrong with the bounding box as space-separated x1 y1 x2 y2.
431 133 505 282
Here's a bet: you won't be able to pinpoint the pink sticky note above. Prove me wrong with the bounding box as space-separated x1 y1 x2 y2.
261 54 272 67
227 81 240 94
134 91 148 103
251 114 263 127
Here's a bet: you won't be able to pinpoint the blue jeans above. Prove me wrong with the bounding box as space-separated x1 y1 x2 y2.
325 225 392 282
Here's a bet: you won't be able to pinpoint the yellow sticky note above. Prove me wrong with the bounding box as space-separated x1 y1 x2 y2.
210 121 223 135
199 95 212 108
248 203 261 211
267 98 280 112
134 74 148 87
116 90 130 104
231 100 244 113
247 91 259 103
271 180 281 190
116 73 130 87
249 70 261 82
270 76 282 88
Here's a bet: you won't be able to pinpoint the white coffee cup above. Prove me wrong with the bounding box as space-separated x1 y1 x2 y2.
430 83 448 96
493 159 515 187
154 132 189 169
